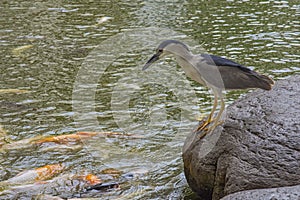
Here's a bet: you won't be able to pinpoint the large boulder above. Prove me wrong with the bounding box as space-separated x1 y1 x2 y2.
182 75 300 200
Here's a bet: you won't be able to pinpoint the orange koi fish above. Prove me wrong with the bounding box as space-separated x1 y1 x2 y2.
34 132 97 144
77 174 102 185
34 131 142 145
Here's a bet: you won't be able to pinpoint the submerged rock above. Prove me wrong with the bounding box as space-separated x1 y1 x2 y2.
182 75 300 200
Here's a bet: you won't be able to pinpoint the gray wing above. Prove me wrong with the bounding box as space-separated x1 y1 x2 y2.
200 54 273 90
201 53 250 72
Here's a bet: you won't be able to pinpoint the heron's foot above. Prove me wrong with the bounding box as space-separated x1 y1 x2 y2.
197 120 224 139
203 120 224 134
195 118 214 132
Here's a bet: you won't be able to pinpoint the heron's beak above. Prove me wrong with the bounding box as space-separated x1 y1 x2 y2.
143 53 160 70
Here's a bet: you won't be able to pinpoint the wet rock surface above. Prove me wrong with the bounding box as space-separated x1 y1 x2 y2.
182 75 300 200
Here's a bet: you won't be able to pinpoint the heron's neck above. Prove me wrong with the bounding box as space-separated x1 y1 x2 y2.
173 51 207 86
173 50 195 68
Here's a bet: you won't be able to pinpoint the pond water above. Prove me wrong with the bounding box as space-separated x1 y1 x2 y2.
0 0 299 199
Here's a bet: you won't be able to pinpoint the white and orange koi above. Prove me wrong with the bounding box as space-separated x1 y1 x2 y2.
1 164 64 186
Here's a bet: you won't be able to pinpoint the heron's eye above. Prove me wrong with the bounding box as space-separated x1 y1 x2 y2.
157 49 163 54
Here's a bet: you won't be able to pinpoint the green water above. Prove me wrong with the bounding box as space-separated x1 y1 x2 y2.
0 0 299 199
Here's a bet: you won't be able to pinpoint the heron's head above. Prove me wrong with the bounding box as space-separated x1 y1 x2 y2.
143 40 190 70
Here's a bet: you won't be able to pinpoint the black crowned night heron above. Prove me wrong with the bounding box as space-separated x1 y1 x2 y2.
143 40 274 138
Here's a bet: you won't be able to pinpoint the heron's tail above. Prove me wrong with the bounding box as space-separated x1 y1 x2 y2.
256 74 274 90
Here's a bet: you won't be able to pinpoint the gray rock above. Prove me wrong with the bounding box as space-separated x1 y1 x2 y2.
220 184 300 200
182 75 300 200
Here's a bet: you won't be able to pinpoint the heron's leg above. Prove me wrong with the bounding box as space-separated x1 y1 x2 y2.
196 92 218 131
216 97 225 123
204 96 225 133
207 91 219 123
198 98 225 139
